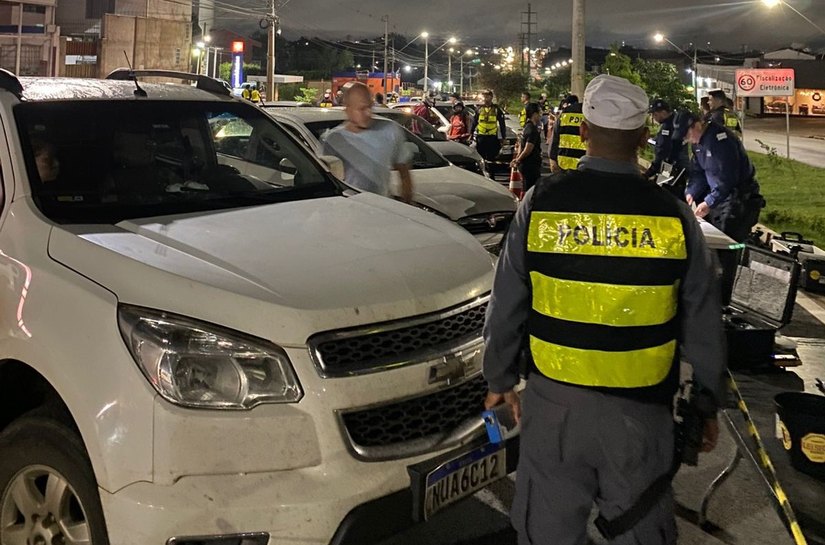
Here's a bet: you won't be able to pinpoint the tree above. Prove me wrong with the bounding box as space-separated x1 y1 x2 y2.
219 62 262 84
295 87 319 104
541 69 572 104
601 45 642 86
477 68 528 111
634 58 694 111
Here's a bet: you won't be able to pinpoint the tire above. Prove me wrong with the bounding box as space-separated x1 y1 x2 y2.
0 416 109 545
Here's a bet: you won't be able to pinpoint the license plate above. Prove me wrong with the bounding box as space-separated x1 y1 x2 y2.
422 443 506 520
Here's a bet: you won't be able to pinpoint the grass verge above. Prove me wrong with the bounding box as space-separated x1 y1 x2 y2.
750 150 825 244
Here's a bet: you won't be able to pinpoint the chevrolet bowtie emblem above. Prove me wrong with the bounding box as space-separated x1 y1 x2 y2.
428 351 479 385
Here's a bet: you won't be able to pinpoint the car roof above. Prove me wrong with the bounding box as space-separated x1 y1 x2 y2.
263 107 349 124
17 77 229 102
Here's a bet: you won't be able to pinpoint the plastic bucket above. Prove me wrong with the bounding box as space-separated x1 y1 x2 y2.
775 392 825 481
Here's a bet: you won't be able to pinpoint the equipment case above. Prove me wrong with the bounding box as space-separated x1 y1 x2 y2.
724 246 799 369
770 232 825 295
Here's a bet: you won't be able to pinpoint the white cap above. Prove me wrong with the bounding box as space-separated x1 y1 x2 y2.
583 74 649 130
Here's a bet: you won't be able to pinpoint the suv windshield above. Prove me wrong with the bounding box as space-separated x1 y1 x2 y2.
304 120 449 170
17 100 339 224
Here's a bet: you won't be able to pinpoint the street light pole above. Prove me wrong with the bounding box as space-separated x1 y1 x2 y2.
423 32 429 94
448 48 453 91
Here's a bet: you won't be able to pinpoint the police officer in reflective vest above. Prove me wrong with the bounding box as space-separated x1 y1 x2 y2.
646 99 690 196
484 75 726 545
706 90 741 138
549 94 585 172
683 110 764 303
474 89 507 163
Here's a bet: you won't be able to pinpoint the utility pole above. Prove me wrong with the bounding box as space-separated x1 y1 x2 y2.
382 15 389 97
521 3 537 75
266 0 277 102
460 54 464 96
423 35 429 95
571 0 585 97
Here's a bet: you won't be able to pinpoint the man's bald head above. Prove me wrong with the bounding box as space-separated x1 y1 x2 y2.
344 81 373 130
343 82 370 104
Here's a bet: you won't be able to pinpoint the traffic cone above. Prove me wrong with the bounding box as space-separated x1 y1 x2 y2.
509 167 524 200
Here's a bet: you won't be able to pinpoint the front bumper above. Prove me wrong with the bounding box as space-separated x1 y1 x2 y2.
100 436 520 545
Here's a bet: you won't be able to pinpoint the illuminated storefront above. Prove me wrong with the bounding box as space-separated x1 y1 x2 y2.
757 59 825 116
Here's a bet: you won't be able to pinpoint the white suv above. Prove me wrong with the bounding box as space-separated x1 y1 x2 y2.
0 70 517 545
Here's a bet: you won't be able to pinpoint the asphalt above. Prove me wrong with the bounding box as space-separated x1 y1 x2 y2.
743 117 825 169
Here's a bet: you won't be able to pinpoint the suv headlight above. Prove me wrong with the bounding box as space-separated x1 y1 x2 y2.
118 305 302 409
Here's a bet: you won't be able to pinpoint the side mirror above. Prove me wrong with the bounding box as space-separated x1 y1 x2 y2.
437 126 448 134
279 157 297 175
318 155 345 180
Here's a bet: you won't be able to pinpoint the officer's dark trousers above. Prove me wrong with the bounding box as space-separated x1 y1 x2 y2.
519 162 542 193
476 135 502 163
512 377 676 545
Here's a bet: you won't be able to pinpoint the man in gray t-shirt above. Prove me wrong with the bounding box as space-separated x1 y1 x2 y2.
321 82 414 201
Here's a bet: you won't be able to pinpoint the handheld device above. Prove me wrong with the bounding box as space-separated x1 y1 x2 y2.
482 404 520 444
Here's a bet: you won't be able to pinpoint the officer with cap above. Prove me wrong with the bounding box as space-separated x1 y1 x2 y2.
549 94 585 172
683 110 764 302
646 99 690 196
484 74 726 545
706 90 742 138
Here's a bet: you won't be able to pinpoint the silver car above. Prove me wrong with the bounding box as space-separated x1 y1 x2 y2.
263 107 518 253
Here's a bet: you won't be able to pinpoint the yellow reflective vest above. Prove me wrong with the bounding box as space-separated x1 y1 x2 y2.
556 104 586 170
476 105 501 136
525 169 688 390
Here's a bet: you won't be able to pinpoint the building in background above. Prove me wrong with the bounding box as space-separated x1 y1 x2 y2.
696 48 825 117
0 0 62 76
56 0 191 77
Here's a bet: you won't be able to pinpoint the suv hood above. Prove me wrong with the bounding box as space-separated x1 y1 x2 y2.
394 165 516 221
47 193 493 345
428 140 478 159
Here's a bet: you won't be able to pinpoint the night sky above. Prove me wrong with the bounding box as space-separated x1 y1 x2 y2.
224 0 825 53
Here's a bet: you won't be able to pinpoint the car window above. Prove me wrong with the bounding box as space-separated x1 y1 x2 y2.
16 100 338 224
375 112 443 142
304 120 449 170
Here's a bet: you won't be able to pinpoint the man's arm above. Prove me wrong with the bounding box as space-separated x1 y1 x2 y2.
686 153 710 203
391 124 414 203
483 190 533 394
497 107 507 142
678 207 727 413
703 137 739 208
395 164 413 203
646 128 667 178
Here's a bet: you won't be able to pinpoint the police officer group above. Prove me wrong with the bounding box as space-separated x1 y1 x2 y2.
481 75 763 545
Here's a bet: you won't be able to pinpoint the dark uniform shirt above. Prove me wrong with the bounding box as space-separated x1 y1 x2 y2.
645 112 689 178
483 156 726 410
520 120 542 167
687 123 756 209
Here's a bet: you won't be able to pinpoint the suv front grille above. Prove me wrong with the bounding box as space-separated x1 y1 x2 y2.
458 213 513 235
309 297 488 377
340 374 488 457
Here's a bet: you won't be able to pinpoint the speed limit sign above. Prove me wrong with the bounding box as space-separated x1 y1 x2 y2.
738 74 756 92
735 69 794 97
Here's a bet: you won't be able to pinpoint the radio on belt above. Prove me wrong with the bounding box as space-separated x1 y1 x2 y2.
483 404 520 444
